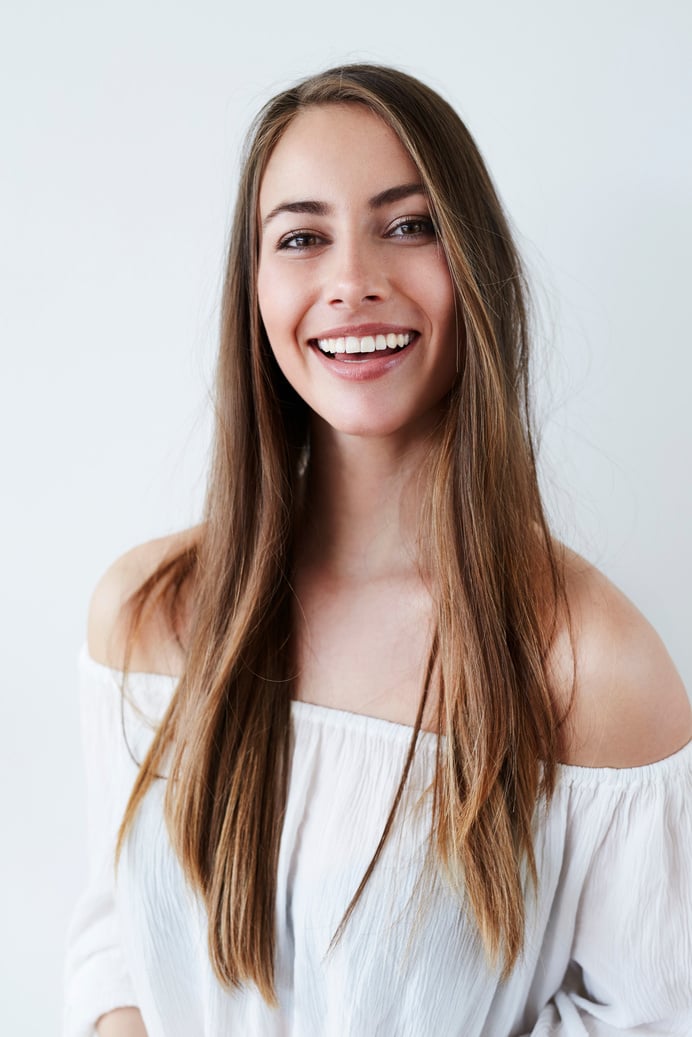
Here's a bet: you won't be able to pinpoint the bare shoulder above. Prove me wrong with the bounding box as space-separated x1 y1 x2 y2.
550 544 692 767
87 526 200 676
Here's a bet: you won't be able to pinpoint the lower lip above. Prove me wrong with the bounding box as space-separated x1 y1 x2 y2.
308 335 419 382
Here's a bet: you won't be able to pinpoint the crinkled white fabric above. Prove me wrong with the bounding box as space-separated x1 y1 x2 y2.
64 648 692 1037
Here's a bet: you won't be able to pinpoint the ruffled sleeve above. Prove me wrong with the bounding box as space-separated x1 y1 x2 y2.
526 741 692 1036
63 649 170 1037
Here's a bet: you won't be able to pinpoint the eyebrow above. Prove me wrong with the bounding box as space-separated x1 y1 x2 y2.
261 182 427 228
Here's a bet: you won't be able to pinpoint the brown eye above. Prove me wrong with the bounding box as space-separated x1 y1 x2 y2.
387 217 437 239
277 231 323 250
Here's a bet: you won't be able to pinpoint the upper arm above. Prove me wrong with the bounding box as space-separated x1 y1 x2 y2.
87 528 199 675
551 550 692 767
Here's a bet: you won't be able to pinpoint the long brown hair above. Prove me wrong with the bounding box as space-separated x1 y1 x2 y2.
117 64 569 1003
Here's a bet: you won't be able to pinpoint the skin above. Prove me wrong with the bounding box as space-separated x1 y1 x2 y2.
88 102 692 1034
96 1007 147 1036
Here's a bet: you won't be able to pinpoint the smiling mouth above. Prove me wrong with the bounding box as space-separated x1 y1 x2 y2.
310 331 417 360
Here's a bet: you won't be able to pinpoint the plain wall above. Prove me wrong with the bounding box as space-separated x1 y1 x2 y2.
1 1 689 1031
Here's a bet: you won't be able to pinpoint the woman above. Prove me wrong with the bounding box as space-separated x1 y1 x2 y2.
65 64 692 1036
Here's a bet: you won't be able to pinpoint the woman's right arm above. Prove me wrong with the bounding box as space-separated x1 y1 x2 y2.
96 1008 148 1037
66 541 173 1037
66 535 193 1036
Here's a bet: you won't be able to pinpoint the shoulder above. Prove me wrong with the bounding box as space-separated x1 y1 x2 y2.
87 526 201 676
549 545 692 767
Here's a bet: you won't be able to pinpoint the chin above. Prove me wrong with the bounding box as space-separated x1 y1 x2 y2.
312 405 439 443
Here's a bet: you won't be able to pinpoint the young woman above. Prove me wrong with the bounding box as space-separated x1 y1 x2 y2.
65 65 692 1036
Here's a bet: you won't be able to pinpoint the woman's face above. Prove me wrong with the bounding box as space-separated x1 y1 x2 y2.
257 103 459 441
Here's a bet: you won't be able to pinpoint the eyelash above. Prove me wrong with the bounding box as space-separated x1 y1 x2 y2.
275 215 437 252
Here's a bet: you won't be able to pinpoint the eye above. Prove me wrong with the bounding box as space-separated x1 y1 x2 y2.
387 216 437 240
276 230 325 251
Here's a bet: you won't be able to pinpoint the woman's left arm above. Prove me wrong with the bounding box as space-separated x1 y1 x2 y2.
525 562 692 1034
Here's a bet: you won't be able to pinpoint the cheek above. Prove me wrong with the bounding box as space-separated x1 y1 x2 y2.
417 259 457 340
434 254 455 307
257 260 280 338
257 258 307 350
421 263 461 389
257 264 307 397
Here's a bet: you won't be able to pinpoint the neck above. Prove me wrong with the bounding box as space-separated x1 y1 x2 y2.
298 418 435 581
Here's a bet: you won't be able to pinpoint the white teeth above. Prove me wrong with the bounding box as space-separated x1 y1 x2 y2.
315 332 413 355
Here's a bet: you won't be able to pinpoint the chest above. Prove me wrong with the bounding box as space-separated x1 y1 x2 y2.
291 571 438 730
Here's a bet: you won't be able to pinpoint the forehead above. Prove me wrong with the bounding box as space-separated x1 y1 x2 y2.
258 104 421 212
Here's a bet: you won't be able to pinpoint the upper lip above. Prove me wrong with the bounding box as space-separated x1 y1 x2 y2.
309 323 418 340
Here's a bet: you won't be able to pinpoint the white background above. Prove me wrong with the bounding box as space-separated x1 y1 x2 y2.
1 1 690 1031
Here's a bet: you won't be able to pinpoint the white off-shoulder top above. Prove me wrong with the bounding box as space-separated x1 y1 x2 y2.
64 648 692 1037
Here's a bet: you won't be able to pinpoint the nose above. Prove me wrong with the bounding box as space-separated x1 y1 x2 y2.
325 236 388 308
